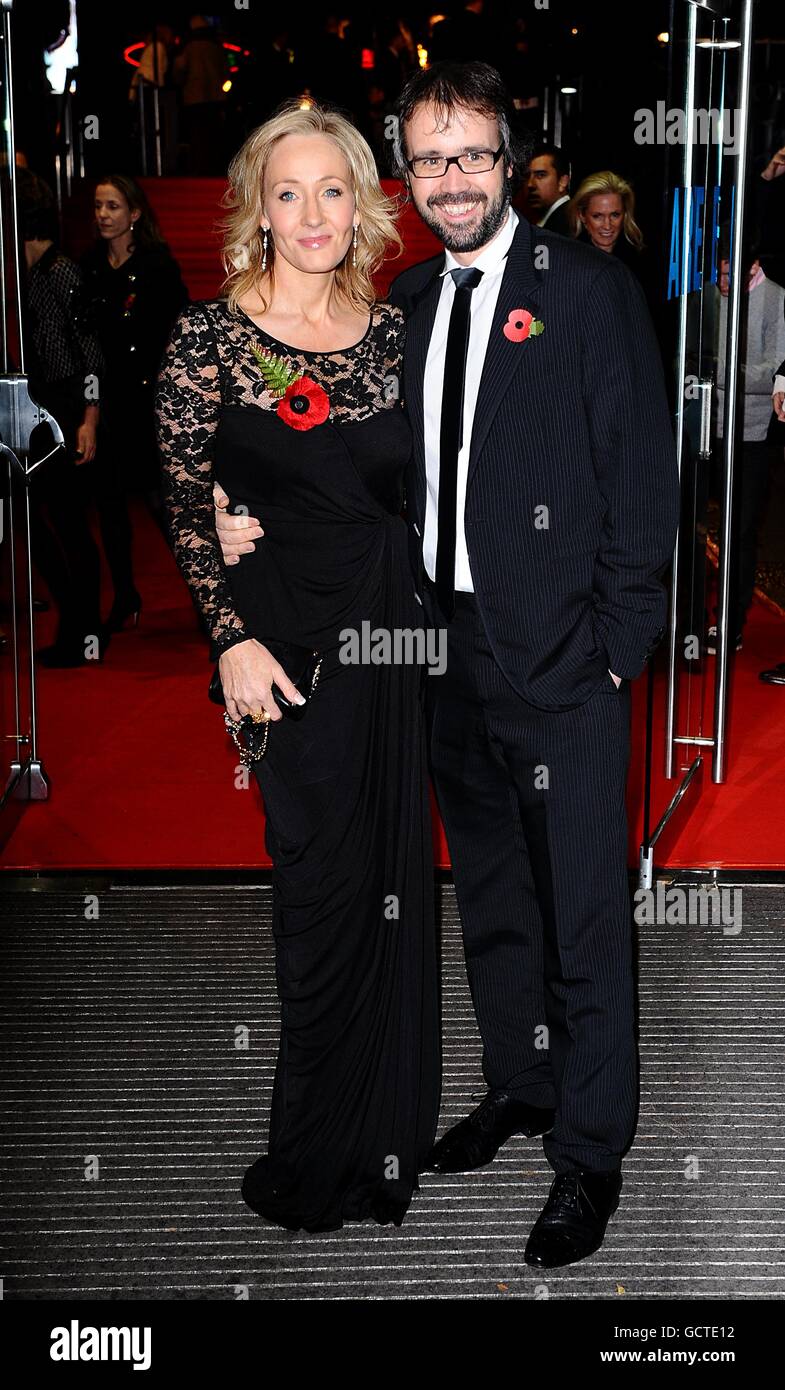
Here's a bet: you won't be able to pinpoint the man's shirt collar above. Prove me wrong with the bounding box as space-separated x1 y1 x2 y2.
440 204 519 278
538 194 570 228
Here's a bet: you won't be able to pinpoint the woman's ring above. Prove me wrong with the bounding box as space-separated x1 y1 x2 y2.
250 708 270 724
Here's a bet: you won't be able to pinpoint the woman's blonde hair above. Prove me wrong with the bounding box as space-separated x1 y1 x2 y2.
568 170 644 250
218 99 403 314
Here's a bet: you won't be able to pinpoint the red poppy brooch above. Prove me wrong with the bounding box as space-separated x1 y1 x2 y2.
503 309 545 343
250 341 330 430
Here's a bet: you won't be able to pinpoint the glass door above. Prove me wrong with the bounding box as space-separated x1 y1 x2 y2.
639 0 754 885
0 0 51 820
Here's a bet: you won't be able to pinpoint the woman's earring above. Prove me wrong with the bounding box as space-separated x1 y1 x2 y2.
261 227 268 272
352 223 358 266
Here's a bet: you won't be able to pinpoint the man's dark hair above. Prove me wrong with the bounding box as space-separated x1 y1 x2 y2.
528 142 571 183
391 60 532 194
16 168 59 243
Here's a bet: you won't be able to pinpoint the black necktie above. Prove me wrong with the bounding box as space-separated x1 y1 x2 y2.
436 266 484 620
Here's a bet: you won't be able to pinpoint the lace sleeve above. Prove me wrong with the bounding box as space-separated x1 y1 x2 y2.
382 302 406 409
155 302 249 662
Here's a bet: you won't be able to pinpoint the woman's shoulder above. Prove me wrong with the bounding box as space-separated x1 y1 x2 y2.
199 296 239 326
370 299 405 354
133 241 186 284
372 299 405 329
165 298 219 349
135 238 175 262
43 247 80 281
613 234 646 263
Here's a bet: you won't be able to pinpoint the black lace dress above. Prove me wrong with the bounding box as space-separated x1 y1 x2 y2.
154 298 441 1232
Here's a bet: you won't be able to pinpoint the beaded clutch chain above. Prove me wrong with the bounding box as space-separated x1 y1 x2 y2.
208 641 322 765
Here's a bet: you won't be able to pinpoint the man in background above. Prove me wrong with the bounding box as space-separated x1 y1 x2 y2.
526 142 572 235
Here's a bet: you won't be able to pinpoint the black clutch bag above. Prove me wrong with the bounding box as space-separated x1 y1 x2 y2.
209 639 322 765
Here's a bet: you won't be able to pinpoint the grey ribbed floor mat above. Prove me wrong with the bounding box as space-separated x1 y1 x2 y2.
1 881 784 1300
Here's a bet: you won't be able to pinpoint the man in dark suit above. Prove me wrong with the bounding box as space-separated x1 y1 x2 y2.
525 141 573 236
386 61 680 1266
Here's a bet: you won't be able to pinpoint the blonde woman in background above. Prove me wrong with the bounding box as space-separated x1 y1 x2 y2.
570 170 643 253
569 169 656 310
154 99 440 1233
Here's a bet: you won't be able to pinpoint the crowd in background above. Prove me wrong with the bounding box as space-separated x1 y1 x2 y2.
9 5 785 681
125 10 541 175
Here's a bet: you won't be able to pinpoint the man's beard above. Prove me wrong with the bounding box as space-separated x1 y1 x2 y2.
418 182 511 254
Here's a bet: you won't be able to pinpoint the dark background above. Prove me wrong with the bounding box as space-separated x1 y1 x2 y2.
11 0 785 277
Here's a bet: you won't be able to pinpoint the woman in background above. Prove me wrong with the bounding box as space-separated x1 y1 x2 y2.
570 169 657 315
81 174 188 632
19 168 106 667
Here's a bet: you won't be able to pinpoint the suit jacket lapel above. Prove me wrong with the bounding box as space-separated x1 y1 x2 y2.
466 218 543 492
403 217 544 520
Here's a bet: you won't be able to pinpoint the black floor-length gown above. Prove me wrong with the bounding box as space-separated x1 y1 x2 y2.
155 297 441 1232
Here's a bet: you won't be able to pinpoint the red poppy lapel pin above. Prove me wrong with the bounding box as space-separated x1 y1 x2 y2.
502 308 545 343
250 342 330 430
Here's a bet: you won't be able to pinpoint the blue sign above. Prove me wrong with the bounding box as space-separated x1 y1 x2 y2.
667 184 734 299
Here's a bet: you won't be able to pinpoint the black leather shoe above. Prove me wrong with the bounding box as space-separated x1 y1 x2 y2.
425 1091 556 1173
524 1169 623 1267
760 662 785 686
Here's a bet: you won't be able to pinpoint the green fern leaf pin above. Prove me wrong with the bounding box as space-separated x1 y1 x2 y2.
250 342 303 398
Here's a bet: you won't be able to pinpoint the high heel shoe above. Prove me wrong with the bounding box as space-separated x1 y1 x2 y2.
105 591 142 633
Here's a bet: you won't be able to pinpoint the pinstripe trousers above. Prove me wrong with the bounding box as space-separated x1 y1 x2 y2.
425 589 638 1175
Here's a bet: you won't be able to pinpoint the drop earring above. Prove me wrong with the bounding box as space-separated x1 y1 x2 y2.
352 223 358 266
261 227 268 272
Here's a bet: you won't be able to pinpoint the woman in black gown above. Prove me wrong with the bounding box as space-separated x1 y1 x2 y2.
154 101 441 1232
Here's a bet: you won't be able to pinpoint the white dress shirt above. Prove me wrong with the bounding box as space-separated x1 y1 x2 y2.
423 204 519 591
538 194 570 229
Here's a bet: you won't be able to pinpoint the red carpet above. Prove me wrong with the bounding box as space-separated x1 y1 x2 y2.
2 494 784 871
4 179 783 872
628 607 785 869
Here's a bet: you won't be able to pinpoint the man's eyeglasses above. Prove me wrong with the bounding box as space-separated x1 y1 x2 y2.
405 143 506 179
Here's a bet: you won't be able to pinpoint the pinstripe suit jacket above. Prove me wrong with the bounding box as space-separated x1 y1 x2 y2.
388 214 681 710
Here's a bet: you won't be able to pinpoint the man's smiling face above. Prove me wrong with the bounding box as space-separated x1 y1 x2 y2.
402 102 513 258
